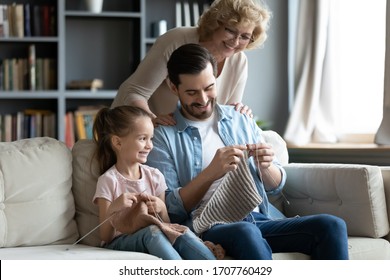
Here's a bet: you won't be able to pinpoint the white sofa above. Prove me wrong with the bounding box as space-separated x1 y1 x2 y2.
0 137 158 260
0 133 389 260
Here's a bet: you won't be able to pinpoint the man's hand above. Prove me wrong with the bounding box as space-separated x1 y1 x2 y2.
246 143 274 169
247 143 281 190
206 145 247 180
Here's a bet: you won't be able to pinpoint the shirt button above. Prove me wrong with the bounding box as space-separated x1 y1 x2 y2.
194 137 197 141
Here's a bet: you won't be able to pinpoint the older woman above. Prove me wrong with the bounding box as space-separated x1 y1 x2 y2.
111 0 271 125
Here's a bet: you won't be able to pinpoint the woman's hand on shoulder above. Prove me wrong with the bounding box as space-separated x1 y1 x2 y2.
231 102 253 118
152 113 176 127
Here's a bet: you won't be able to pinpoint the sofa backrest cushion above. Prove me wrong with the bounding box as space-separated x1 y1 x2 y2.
72 139 101 247
0 137 78 247
284 163 390 238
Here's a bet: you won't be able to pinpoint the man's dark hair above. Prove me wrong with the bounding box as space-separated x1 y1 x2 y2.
167 43 217 87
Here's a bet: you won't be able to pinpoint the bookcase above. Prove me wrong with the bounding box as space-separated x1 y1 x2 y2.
0 0 210 146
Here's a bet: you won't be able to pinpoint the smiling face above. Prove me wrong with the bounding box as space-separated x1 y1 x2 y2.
115 116 154 165
201 22 255 61
170 62 217 121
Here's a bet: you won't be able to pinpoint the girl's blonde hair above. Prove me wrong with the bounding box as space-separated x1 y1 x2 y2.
92 105 152 174
198 0 271 49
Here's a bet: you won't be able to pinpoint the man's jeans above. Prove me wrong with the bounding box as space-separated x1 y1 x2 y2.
105 225 216 260
202 212 349 260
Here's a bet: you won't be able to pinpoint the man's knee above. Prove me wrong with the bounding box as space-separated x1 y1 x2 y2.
314 214 348 236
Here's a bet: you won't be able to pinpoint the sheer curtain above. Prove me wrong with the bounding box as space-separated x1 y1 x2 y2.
283 0 338 146
375 0 390 145
285 0 388 146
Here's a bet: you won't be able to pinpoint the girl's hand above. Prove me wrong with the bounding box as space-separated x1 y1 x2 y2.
231 102 253 118
108 192 138 215
144 195 166 215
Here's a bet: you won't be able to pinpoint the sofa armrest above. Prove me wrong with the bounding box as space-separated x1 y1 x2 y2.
283 163 389 238
381 167 390 241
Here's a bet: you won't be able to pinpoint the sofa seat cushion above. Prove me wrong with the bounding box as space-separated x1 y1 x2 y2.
348 237 390 259
0 137 78 248
0 244 160 260
272 252 310 260
271 237 390 260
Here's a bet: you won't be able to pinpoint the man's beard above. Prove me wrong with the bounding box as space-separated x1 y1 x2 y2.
182 98 215 120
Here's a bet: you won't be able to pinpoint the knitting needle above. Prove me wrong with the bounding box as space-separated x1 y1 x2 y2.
65 212 115 251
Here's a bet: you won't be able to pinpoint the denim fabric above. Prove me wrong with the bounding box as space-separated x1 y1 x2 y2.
202 212 349 260
104 225 215 260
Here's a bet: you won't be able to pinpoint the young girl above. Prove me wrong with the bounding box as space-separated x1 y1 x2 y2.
92 105 216 260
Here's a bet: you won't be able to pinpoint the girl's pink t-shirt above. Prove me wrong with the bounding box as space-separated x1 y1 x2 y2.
93 164 167 205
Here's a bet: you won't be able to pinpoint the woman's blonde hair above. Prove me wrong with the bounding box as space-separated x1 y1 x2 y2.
198 0 271 49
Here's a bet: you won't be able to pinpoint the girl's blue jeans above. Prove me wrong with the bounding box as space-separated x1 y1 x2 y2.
202 212 349 260
104 225 216 260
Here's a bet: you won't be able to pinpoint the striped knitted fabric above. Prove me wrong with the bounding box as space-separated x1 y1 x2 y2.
192 151 262 234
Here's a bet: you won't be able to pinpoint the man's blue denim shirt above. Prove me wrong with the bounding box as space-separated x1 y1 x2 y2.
147 104 287 227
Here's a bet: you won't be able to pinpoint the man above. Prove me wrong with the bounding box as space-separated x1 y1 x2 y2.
147 43 349 260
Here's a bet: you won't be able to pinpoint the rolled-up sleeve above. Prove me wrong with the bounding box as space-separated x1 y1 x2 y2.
265 162 287 196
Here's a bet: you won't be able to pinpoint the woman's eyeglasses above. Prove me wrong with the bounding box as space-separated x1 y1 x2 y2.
224 26 253 44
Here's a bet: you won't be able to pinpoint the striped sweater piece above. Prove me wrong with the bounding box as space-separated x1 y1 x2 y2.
192 151 262 234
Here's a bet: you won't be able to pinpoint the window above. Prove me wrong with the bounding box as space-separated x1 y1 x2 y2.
335 0 386 140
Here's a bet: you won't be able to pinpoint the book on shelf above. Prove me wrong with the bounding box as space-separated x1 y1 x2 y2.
33 4 55 37
42 5 50 36
28 44 36 90
0 56 54 91
23 109 56 139
32 4 41 36
67 79 103 91
64 111 75 148
192 1 200 26
24 3 31 37
3 3 24 38
0 115 2 141
0 4 9 37
3 114 12 142
0 109 55 141
175 1 182 27
0 3 56 38
73 105 104 141
175 1 206 28
182 1 191 27
13 3 24 38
